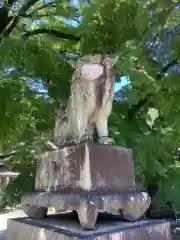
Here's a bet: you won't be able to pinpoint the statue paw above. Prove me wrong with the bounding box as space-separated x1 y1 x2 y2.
104 138 115 145
46 140 58 150
98 137 115 145
78 135 93 144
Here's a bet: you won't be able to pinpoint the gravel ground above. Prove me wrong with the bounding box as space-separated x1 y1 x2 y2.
0 209 26 240
0 231 5 240
0 209 26 231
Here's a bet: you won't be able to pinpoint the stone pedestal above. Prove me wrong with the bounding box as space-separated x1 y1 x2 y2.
6 213 172 240
21 143 151 230
35 143 136 192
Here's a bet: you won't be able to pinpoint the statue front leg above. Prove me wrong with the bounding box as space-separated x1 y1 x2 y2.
95 115 114 145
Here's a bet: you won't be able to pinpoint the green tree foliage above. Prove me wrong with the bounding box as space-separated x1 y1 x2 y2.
0 0 180 212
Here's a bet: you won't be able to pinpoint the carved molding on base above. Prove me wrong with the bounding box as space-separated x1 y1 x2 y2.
21 190 151 230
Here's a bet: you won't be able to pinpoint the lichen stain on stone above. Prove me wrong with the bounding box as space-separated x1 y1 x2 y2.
147 223 171 239
79 144 92 190
95 172 106 188
61 147 71 186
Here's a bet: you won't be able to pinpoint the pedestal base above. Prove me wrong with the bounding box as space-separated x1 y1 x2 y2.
6 213 172 240
21 190 150 230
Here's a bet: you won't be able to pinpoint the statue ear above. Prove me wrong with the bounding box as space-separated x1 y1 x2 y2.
81 63 104 80
104 56 119 69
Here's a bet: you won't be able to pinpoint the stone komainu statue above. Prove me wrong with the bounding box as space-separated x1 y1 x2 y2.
53 54 118 146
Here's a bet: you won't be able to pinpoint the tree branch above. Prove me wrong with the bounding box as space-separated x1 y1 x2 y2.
126 2 179 121
158 59 179 77
20 13 51 18
0 0 40 38
22 28 81 41
0 6 14 35
0 152 16 161
127 97 150 120
127 58 179 120
34 1 55 11
20 1 56 18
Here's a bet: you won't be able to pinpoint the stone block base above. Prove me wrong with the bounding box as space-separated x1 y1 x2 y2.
7 213 171 240
21 190 151 230
35 143 135 192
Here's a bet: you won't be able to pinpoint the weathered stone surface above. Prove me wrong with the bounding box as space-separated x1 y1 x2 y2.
21 191 151 229
6 214 172 240
22 205 48 219
22 143 151 230
35 143 135 192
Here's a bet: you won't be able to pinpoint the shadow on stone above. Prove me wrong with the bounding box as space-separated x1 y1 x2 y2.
0 230 5 240
6 213 172 240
